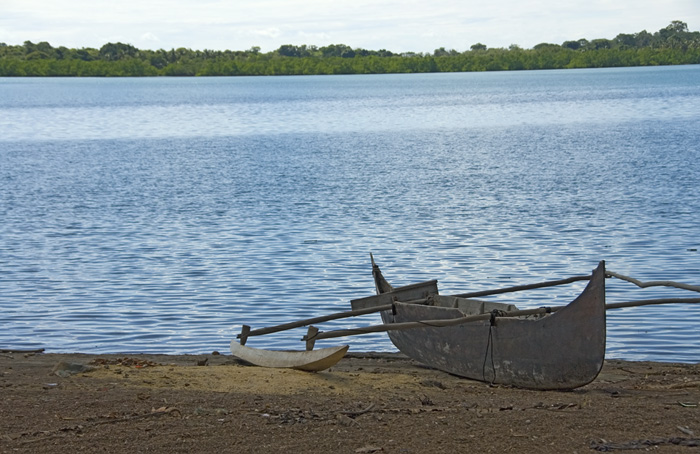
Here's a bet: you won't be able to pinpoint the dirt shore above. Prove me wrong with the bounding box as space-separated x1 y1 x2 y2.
1 351 699 453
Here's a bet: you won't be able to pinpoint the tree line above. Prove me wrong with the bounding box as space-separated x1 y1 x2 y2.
1 21 698 77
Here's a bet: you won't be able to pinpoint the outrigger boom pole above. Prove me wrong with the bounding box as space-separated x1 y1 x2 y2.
303 297 700 350
237 303 394 345
236 269 699 347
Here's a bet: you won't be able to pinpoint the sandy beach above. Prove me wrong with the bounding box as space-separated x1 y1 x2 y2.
1 351 699 453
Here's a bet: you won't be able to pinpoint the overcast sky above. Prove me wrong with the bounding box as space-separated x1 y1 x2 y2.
1 0 698 53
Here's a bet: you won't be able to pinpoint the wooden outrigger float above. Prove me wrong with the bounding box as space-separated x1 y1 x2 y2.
229 304 391 372
232 256 700 388
230 342 349 372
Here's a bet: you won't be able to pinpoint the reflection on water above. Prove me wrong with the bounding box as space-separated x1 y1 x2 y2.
1 66 699 361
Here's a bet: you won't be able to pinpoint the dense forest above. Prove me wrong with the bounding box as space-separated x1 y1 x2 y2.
1 21 698 77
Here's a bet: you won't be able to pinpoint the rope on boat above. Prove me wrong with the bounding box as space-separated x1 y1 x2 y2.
483 324 495 384
482 309 506 384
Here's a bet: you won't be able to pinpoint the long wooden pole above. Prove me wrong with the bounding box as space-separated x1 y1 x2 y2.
606 271 700 293
303 297 700 349
452 275 592 298
237 304 394 345
237 277 595 343
451 272 700 299
605 297 700 310
304 306 555 349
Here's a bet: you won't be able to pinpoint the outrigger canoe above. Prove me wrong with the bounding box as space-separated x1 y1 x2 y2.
236 257 698 389
348 260 607 390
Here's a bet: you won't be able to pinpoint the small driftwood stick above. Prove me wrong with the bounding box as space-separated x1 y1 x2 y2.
0 348 45 354
341 403 376 417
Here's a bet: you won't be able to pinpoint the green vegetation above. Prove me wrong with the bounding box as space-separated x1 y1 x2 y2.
1 21 699 77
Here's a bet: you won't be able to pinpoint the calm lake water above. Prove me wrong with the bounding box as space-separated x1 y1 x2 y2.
1 66 699 362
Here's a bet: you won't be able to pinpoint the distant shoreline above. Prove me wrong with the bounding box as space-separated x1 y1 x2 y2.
1 54 698 78
2 21 699 77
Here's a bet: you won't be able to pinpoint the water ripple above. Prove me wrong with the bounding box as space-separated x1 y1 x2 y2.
1 67 699 361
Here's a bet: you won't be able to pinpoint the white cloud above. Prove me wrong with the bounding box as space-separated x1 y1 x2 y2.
250 28 282 39
140 32 160 43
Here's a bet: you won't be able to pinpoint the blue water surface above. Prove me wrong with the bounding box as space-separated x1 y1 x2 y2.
1 65 699 361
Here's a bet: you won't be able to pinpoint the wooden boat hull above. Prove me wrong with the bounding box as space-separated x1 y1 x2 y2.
377 261 606 390
230 342 349 372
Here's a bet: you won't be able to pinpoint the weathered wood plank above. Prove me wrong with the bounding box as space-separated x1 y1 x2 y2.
350 280 438 311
